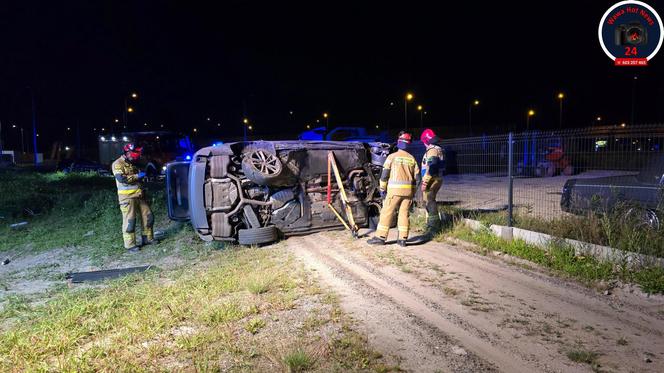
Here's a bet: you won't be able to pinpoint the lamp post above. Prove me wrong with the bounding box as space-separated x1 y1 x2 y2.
243 118 249 142
468 99 479 136
123 92 138 130
557 92 564 129
323 112 329 135
526 109 535 131
27 86 38 165
404 93 414 129
417 105 424 127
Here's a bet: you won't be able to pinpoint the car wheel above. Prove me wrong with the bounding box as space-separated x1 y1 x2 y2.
624 207 660 230
237 226 279 246
241 149 283 185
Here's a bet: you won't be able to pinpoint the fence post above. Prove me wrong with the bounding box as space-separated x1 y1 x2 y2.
507 132 514 227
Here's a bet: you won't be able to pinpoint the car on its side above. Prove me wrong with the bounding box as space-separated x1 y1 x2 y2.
165 140 391 245
560 157 664 228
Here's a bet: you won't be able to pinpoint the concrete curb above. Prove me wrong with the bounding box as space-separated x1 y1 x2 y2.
461 218 664 268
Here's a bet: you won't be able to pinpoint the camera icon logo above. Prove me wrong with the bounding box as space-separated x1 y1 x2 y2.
599 1 664 66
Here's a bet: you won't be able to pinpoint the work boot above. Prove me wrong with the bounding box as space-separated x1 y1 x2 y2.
127 246 141 253
397 239 407 247
367 237 386 245
141 235 158 246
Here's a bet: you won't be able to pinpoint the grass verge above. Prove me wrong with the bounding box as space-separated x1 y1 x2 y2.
442 224 664 294
0 247 393 371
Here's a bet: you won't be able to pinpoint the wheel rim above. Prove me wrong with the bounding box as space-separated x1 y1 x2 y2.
249 150 281 175
626 208 660 230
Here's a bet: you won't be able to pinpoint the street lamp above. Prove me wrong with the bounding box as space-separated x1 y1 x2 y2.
526 109 536 131
417 105 424 127
468 99 480 135
243 118 250 142
404 92 414 129
123 91 138 129
323 112 329 135
557 92 565 129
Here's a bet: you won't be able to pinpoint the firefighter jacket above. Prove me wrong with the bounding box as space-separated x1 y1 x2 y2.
112 156 144 201
379 149 420 197
421 144 444 184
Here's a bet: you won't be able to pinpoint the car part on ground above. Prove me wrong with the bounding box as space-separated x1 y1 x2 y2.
66 266 152 283
166 141 387 245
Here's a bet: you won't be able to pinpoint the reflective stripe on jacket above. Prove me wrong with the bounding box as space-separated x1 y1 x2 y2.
421 145 444 183
112 156 143 200
380 149 420 197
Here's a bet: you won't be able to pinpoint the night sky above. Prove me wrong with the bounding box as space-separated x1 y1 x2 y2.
1 0 664 148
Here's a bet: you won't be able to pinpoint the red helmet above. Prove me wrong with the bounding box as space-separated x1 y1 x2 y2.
123 143 143 161
397 131 412 144
420 128 439 146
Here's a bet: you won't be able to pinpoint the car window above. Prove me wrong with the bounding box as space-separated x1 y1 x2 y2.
638 156 664 184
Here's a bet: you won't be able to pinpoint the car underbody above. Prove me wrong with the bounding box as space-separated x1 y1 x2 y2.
166 141 391 245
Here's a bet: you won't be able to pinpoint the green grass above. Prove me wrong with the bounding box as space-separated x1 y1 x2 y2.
0 171 394 371
283 348 314 372
472 209 664 259
566 348 599 365
0 246 391 371
446 224 664 294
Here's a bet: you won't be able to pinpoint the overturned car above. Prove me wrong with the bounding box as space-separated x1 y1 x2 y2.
165 141 390 245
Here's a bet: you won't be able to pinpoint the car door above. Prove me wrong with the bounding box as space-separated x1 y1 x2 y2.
165 161 190 221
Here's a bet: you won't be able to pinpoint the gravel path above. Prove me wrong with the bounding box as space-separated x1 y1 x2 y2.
289 231 664 372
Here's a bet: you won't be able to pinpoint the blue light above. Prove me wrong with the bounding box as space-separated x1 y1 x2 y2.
185 155 192 161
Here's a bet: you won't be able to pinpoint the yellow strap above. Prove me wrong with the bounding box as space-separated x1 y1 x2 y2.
387 184 414 189
118 189 140 195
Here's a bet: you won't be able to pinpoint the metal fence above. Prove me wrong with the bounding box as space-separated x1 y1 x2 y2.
431 124 664 225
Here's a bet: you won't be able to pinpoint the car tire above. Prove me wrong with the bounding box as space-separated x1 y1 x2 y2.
238 226 279 246
241 148 284 185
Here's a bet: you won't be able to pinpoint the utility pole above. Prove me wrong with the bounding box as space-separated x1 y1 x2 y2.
0 120 3 156
28 87 38 165
630 76 637 126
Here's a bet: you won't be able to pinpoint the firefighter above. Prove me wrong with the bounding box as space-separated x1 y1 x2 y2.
112 143 154 253
420 128 445 236
368 131 420 247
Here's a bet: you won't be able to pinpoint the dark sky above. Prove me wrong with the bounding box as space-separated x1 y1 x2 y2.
1 0 664 146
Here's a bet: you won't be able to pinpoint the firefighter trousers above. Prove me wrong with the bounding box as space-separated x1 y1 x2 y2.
119 198 154 249
376 194 412 240
423 177 442 230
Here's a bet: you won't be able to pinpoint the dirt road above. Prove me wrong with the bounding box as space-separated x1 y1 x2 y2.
288 231 664 373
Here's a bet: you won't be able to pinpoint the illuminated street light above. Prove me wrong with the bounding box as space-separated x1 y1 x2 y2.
65 146 70 151
306 124 311 129
557 92 565 129
527 109 536 131
469 99 480 135
114 118 119 123
621 122 627 127
596 116 602 121
404 92 414 129
123 91 139 129
248 125 253 130
67 127 71 131
323 113 329 133
243 118 249 124
417 105 424 126
193 128 198 132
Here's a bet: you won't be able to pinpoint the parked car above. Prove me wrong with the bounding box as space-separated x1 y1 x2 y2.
165 140 391 245
58 159 112 176
560 157 664 228
298 126 387 142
